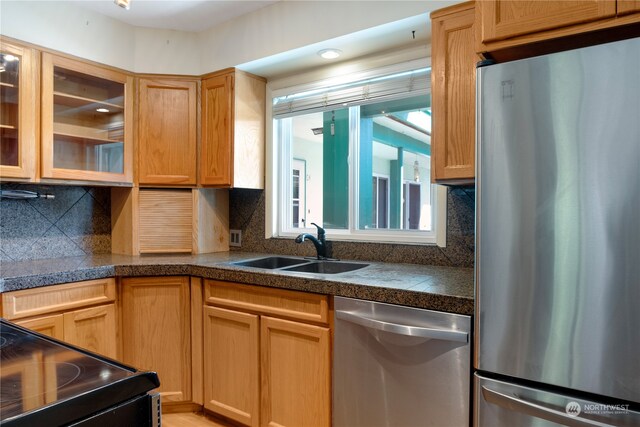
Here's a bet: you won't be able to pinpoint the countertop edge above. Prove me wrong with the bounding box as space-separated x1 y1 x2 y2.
1 256 474 316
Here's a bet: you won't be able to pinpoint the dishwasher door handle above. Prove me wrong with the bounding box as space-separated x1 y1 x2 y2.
335 310 468 343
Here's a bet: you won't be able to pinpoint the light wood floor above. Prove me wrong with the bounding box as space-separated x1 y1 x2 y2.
162 412 234 427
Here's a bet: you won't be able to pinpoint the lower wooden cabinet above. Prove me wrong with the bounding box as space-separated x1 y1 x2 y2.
204 305 260 426
121 276 193 405
1 278 119 359
261 316 330 427
203 280 331 427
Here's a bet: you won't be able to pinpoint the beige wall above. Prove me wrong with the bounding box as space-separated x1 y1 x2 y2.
1 0 452 75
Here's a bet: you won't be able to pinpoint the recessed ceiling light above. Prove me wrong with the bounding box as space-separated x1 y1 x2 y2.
114 0 130 10
4 55 18 62
318 49 342 60
96 108 110 113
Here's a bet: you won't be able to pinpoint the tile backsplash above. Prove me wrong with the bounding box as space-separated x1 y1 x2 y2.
230 186 475 268
0 184 111 261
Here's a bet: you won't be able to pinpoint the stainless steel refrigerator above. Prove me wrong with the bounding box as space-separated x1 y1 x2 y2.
475 37 640 426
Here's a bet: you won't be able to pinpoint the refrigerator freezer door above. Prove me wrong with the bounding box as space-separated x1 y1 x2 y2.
475 374 640 427
476 37 640 403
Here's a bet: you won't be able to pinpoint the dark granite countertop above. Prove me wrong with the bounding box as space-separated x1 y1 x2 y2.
0 252 474 315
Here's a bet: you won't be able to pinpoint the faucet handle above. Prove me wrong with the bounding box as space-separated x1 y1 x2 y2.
310 222 325 238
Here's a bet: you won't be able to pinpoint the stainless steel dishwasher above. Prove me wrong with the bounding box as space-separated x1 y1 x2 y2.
333 297 471 427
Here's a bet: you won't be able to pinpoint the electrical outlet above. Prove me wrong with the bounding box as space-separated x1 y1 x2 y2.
229 229 242 247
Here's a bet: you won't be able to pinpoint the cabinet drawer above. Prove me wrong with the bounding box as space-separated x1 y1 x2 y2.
204 281 329 325
2 278 116 320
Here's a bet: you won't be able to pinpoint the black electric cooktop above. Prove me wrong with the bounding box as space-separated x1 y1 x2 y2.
0 319 160 426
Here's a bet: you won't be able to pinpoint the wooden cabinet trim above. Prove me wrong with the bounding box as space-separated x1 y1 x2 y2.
2 278 116 320
190 277 204 406
204 280 329 325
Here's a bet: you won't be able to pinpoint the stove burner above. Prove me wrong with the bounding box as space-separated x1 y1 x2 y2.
0 332 19 350
0 362 82 405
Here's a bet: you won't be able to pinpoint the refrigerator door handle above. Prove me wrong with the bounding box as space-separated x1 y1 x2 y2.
481 386 611 427
335 310 468 343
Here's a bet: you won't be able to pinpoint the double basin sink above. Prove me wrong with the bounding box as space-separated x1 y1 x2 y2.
232 256 369 275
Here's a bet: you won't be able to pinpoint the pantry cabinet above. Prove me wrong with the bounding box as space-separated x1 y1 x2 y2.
137 77 198 185
201 69 265 188
1 278 118 359
41 52 133 183
0 39 38 181
121 276 193 405
476 0 640 57
203 280 330 427
430 2 477 183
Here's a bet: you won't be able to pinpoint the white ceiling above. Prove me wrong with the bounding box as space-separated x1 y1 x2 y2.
71 0 279 32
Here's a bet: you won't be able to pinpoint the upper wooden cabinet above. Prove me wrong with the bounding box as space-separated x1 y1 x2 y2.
0 39 38 181
137 78 197 185
41 53 134 183
201 69 265 188
431 2 477 183
476 0 640 56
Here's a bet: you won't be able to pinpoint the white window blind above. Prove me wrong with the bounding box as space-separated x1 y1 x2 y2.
273 67 430 119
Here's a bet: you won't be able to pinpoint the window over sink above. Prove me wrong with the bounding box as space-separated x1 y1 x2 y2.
269 59 447 245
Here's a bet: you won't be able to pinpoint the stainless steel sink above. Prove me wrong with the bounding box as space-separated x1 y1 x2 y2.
283 261 369 274
233 256 308 269
232 257 369 274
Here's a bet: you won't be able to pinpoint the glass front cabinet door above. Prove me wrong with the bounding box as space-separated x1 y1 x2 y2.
0 40 37 180
41 53 133 183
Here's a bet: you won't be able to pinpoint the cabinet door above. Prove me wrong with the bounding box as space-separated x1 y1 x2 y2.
63 304 118 359
41 53 134 183
203 305 259 427
618 0 640 14
138 78 197 185
261 316 330 427
15 314 64 340
122 277 191 404
0 40 37 180
431 3 476 182
477 1 617 43
201 73 233 187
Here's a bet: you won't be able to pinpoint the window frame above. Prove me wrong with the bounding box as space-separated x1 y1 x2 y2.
266 57 447 247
